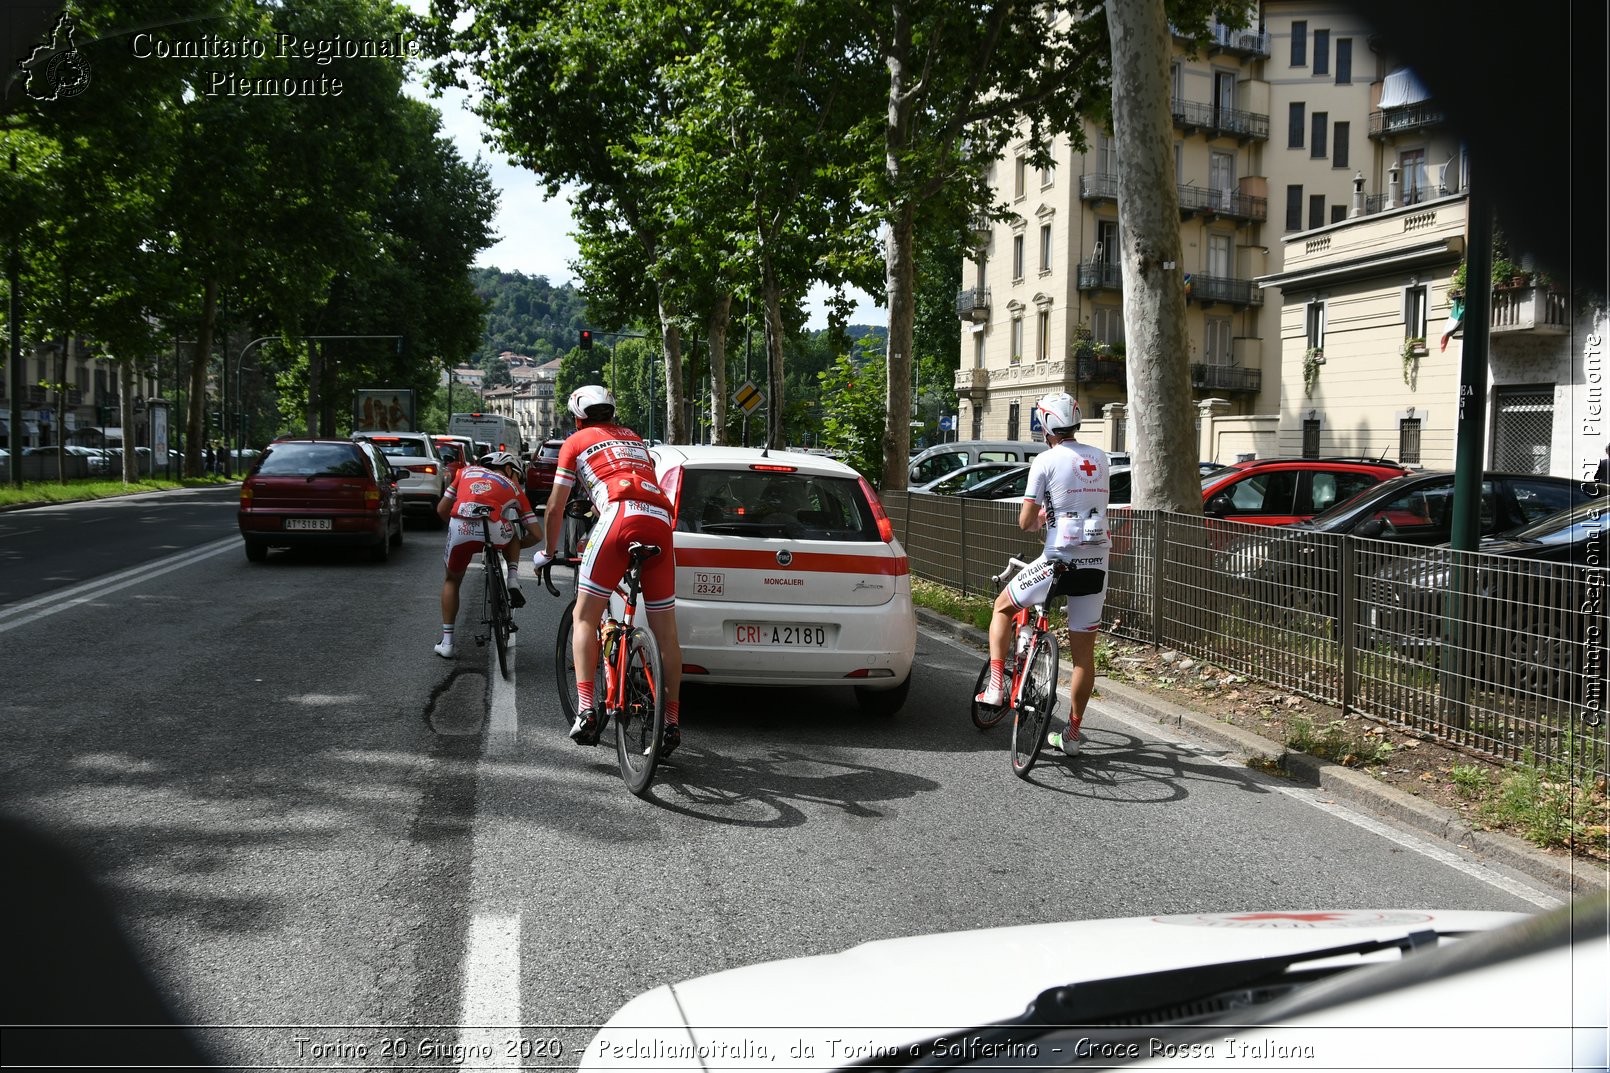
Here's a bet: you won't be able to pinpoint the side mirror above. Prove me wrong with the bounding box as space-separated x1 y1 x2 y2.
1355 518 1386 539
1205 493 1232 516
390 466 407 483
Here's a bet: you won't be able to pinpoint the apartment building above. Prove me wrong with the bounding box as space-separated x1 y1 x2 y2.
0 343 160 451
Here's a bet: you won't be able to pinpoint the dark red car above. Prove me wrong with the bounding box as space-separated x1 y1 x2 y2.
238 438 404 563
525 438 565 506
1200 457 1411 526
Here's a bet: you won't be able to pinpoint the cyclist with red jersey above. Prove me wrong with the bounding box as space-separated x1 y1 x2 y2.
434 451 543 659
530 386 684 755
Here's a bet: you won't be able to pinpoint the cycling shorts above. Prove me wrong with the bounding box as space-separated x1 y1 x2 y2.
578 499 676 613
443 515 520 575
1005 552 1108 632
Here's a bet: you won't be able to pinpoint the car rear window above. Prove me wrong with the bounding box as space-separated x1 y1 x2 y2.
256 443 368 477
367 437 430 458
677 468 882 541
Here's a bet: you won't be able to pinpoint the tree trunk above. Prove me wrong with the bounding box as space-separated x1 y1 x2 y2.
119 360 136 482
1107 0 1200 513
707 293 732 445
761 272 786 448
187 276 217 478
655 289 686 444
880 208 916 490
53 337 68 484
307 339 321 437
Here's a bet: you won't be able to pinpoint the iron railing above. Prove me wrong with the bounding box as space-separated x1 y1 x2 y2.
881 492 1608 782
955 286 990 322
1077 260 1123 291
1368 103 1446 138
1190 363 1263 393
1076 357 1126 384
1177 183 1267 221
1188 273 1264 307
1170 97 1270 141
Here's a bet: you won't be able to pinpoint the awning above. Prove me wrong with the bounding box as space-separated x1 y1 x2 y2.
1378 68 1432 110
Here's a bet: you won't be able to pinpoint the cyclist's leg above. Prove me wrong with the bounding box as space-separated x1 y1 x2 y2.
568 502 627 743
437 534 479 657
633 511 682 749
980 556 1054 705
1051 586 1105 754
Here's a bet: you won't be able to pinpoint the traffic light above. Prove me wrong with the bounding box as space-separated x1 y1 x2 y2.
579 329 593 350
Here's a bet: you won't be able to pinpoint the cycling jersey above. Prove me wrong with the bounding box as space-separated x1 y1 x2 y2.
1008 439 1111 630
553 424 673 512
441 465 538 573
554 424 675 610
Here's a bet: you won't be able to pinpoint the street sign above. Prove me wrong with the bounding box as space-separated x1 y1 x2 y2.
939 415 954 432
732 381 765 415
1030 409 1043 433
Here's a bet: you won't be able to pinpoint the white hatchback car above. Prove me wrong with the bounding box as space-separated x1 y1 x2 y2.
351 431 445 519
650 445 916 715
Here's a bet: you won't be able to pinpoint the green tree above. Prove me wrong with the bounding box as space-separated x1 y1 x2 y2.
818 342 889 484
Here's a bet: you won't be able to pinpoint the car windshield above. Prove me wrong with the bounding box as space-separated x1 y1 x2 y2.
1501 499 1605 546
677 468 880 540
255 444 368 477
1200 466 1241 490
1302 473 1431 528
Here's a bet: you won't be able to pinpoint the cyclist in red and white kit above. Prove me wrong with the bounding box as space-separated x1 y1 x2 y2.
434 451 544 659
530 386 684 755
975 392 1110 756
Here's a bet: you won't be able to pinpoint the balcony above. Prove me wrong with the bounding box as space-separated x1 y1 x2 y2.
1206 21 1270 57
1171 98 1269 142
1191 363 1262 394
1077 259 1123 292
1177 183 1266 223
1186 273 1262 308
1368 102 1446 139
1076 357 1126 385
1490 284 1570 336
955 286 990 323
1079 172 1120 203
954 367 990 398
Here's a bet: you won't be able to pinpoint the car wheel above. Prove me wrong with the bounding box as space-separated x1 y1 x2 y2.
243 538 268 563
855 675 911 717
1501 616 1579 700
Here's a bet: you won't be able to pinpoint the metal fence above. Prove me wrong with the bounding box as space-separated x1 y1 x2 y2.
883 492 1608 781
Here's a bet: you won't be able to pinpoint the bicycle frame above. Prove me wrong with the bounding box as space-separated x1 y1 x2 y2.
993 556 1053 712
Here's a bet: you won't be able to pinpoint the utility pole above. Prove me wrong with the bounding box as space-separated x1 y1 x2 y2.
8 150 23 488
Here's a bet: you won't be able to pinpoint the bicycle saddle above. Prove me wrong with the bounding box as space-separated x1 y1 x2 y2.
627 541 662 560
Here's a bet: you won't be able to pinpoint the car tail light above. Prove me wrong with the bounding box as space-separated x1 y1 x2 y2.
407 464 438 475
749 464 797 473
364 485 380 504
660 465 684 523
857 476 896 542
843 668 895 679
682 664 708 675
240 483 253 503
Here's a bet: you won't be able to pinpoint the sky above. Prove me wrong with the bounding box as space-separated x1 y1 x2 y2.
400 25 884 332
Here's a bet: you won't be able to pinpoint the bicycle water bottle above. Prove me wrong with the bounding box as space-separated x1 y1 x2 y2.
1082 508 1104 544
1015 623 1033 663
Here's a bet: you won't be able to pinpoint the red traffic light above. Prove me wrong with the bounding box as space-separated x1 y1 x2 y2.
580 329 593 349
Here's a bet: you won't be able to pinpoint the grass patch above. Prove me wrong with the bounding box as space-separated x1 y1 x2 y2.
910 576 997 633
0 476 228 508
1285 715 1396 767
1478 754 1609 853
1449 764 1490 799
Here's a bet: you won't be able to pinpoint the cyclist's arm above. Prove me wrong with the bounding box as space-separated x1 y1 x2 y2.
1018 498 1044 532
436 481 458 524
540 479 570 555
1019 455 1048 532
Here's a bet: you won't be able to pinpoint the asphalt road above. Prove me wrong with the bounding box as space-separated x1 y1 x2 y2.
0 491 1570 1069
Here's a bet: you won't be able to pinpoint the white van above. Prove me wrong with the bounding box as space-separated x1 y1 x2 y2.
908 440 1047 487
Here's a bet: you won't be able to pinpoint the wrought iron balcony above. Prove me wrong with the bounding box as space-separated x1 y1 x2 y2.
1207 22 1270 57
1076 356 1126 385
1177 183 1266 222
1077 259 1123 292
1368 103 1446 139
955 286 990 322
1170 97 1269 141
1186 273 1263 308
1079 172 1120 202
1190 363 1262 393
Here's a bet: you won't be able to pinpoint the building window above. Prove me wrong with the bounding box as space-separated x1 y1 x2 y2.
1333 121 1350 169
1313 30 1330 75
1291 20 1307 66
1490 387 1553 473
1288 102 1305 148
1330 205 1347 224
1040 158 1055 188
1285 185 1303 231
1308 194 1326 229
1013 155 1027 199
1302 417 1321 459
1335 38 1352 84
1092 306 1124 345
1405 284 1429 341
1311 111 1328 158
1174 141 1183 181
1399 418 1422 465
1012 234 1025 280
1170 61 1183 103
1036 310 1051 361
973 332 985 369
1010 317 1024 363
1039 224 1052 272
1400 148 1427 203
1205 317 1232 365
1306 301 1326 352
1097 134 1116 178
1007 400 1021 440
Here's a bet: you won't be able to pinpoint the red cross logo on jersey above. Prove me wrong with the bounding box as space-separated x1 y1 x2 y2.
1079 458 1098 477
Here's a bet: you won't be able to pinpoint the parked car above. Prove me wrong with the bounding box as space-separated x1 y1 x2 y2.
1361 498 1608 699
952 463 1033 501
908 439 1047 487
237 438 405 563
1201 457 1412 526
351 431 444 519
524 437 565 506
911 460 1027 495
430 434 477 488
649 444 916 715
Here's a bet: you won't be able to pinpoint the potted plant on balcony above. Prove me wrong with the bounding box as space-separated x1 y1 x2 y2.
1303 347 1324 397
1401 337 1426 387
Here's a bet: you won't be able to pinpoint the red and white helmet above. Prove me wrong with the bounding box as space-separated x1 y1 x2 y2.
1035 391 1080 434
568 384 615 420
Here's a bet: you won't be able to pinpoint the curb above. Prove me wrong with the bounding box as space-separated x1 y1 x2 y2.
0 482 236 513
916 607 1607 899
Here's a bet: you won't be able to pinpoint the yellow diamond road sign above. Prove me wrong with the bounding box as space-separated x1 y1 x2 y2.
732 381 764 415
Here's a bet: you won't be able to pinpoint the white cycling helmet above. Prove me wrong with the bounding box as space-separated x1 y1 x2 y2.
1035 391 1080 434
479 450 518 470
568 384 616 420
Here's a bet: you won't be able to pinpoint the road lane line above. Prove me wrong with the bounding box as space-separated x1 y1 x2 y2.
460 910 522 1067
0 537 237 633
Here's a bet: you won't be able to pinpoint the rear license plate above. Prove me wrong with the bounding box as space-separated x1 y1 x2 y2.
733 623 828 647
285 518 331 531
693 571 725 596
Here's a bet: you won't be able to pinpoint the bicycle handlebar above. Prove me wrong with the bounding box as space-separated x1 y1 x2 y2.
539 556 583 598
991 556 1031 586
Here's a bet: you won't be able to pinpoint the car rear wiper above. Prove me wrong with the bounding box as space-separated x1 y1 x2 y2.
855 930 1445 1069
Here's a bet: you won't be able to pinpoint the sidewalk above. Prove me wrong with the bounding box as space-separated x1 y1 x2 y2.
918 607 1607 899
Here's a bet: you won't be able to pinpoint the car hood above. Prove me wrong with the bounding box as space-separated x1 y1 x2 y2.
578 909 1526 1070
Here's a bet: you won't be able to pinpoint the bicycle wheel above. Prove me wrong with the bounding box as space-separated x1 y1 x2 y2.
555 598 579 728
1010 634 1060 778
614 625 665 797
486 562 511 679
970 662 1010 730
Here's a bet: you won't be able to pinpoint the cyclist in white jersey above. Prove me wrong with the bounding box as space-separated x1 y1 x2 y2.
975 392 1110 756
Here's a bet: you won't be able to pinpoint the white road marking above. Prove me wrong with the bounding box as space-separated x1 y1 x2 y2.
459 911 523 1067
923 624 1565 910
0 537 237 633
